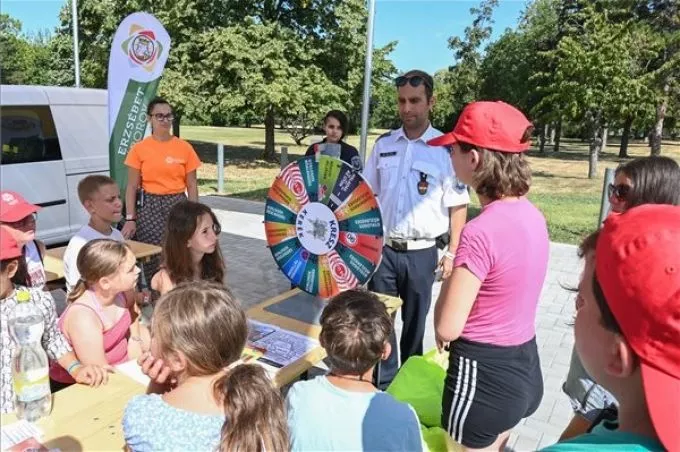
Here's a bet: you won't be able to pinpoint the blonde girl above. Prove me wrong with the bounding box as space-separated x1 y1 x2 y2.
123 282 288 452
49 239 149 389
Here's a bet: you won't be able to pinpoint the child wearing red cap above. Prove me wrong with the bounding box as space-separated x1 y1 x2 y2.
0 191 47 288
0 233 110 414
560 155 680 441
428 101 550 450
543 204 680 452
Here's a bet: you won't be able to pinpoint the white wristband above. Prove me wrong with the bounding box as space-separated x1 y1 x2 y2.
444 251 455 260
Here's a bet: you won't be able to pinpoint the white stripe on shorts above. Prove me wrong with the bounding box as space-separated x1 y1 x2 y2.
456 360 478 443
447 356 463 435
447 357 479 445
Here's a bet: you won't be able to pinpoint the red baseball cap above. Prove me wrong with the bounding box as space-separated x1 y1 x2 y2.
427 101 533 153
0 191 40 223
596 204 680 452
0 231 22 260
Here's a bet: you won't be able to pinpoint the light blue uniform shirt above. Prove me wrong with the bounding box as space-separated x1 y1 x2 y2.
286 376 424 452
362 125 469 240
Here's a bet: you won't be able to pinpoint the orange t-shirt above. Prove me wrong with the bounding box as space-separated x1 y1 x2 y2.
124 136 201 195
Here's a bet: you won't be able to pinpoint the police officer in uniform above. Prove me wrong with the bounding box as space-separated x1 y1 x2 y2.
363 69 469 388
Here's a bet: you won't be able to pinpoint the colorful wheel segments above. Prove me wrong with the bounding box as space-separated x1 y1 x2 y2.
264 155 383 298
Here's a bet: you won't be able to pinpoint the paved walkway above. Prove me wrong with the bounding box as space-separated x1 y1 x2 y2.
202 195 583 451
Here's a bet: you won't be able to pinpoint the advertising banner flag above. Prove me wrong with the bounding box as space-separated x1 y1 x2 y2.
108 12 170 194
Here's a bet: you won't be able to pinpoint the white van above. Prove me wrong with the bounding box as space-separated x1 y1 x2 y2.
1 85 109 245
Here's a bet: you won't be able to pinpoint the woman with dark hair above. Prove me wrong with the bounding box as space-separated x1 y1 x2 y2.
305 110 362 170
559 155 680 441
608 155 680 213
428 101 549 451
121 97 201 282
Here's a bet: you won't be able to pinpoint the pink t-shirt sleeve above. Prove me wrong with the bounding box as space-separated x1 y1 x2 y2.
454 224 493 282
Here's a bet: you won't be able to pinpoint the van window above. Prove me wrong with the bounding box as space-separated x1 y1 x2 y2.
0 106 62 165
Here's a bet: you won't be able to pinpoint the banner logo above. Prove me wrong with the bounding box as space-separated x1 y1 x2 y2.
121 25 163 71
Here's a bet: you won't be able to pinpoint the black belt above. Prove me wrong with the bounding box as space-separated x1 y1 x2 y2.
385 238 436 252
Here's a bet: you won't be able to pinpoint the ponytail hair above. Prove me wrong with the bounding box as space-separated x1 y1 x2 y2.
215 364 289 452
67 239 132 303
153 282 289 451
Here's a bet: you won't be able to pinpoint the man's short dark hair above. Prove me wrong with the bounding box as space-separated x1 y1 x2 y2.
399 69 434 100
319 289 393 375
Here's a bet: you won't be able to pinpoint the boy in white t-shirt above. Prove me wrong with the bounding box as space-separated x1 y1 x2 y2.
63 175 124 292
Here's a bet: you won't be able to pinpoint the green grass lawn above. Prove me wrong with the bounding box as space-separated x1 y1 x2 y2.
183 125 680 244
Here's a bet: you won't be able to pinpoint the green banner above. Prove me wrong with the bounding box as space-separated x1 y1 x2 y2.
107 12 171 200
108 78 160 194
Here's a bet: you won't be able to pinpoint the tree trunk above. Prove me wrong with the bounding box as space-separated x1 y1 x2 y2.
619 117 632 158
650 81 669 156
172 115 180 137
539 123 547 153
262 107 276 161
588 113 602 179
553 119 562 152
601 126 608 152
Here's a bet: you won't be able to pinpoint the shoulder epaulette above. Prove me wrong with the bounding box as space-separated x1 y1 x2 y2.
375 130 394 143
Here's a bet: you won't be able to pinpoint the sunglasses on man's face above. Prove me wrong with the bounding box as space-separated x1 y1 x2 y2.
395 75 432 90
151 113 174 122
607 183 632 201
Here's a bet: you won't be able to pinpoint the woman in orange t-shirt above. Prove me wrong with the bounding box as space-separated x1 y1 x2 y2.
121 98 201 281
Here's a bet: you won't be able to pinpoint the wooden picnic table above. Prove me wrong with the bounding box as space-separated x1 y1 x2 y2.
0 288 402 450
43 240 162 284
0 373 145 451
247 287 402 387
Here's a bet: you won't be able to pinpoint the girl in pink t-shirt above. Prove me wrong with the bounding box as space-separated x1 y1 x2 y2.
49 239 150 389
427 101 549 451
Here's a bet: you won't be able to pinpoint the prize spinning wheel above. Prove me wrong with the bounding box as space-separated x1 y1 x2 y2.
264 155 384 298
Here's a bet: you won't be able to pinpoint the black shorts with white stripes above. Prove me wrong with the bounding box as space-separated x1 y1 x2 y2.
442 336 543 449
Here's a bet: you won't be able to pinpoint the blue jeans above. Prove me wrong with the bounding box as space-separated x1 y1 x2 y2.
369 245 438 389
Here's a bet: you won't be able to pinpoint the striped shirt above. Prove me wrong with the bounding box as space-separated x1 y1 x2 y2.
1 286 71 413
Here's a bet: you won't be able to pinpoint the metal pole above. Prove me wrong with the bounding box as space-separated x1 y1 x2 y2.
359 0 376 163
280 146 289 170
72 0 81 87
598 168 615 227
217 143 224 194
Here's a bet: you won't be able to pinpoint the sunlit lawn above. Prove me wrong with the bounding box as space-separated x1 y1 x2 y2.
184 125 680 244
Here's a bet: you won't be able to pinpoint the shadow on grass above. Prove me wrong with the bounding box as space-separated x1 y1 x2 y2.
532 171 587 180
527 148 626 163
199 182 270 202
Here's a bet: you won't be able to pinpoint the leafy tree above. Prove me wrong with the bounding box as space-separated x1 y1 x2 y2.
633 0 680 155
435 0 498 129
47 0 397 159
0 15 53 85
535 5 652 177
370 78 399 130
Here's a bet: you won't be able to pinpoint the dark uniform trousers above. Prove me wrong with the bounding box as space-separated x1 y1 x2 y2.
369 244 438 389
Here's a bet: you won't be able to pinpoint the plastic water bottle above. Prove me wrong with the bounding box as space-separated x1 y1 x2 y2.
9 289 52 422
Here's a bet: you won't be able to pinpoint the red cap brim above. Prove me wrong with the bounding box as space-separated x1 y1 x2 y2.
0 204 40 223
642 362 680 452
427 132 458 148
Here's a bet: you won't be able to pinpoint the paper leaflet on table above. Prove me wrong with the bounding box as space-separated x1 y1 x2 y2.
1 420 55 452
247 319 319 368
115 360 151 386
